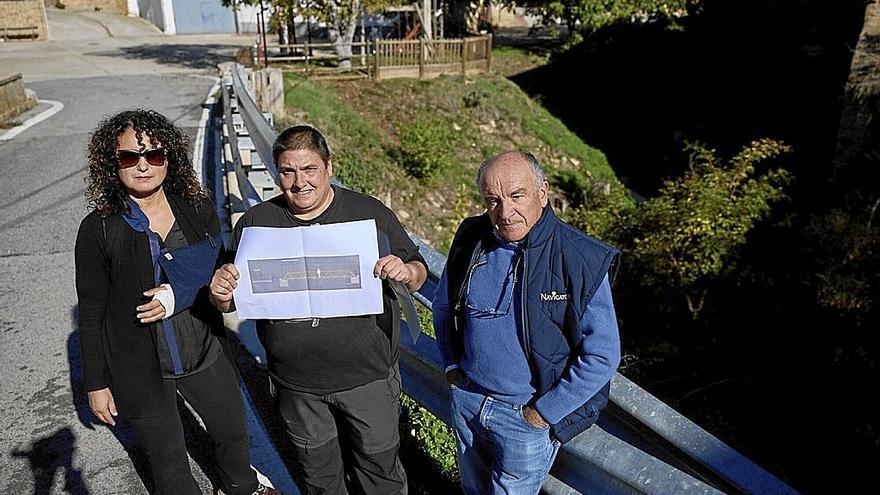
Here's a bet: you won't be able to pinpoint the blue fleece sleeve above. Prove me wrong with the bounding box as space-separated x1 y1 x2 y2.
534 274 620 424
433 266 460 371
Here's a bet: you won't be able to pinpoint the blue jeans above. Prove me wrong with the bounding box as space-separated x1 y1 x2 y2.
450 384 560 494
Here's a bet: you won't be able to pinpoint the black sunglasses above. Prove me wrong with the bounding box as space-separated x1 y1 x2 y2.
116 148 167 169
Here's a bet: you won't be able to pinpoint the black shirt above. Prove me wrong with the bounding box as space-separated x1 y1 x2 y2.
75 195 227 417
155 220 223 378
229 186 426 393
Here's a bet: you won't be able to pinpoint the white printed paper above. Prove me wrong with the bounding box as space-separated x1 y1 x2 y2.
233 220 383 319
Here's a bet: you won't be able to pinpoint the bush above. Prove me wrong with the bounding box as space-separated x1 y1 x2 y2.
398 116 458 181
462 90 488 109
571 138 792 321
400 395 460 479
808 201 880 324
334 148 378 195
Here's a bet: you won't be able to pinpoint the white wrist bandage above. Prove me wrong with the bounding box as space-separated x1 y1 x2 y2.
152 284 175 318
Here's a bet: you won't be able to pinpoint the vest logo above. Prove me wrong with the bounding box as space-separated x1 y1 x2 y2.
540 291 568 302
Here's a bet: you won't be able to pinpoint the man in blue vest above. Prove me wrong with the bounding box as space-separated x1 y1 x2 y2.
433 151 621 494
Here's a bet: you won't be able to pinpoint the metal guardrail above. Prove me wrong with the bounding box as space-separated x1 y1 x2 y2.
219 63 800 495
222 83 262 209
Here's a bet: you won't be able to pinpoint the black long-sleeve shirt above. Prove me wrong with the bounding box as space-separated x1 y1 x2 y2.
227 187 427 393
75 195 225 417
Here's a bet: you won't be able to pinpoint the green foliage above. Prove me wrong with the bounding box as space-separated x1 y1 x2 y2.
400 395 459 478
333 149 378 195
416 304 435 338
398 116 459 181
623 139 791 319
518 0 698 38
462 90 488 109
570 139 791 320
808 199 880 324
281 74 395 193
222 0 394 18
436 183 476 252
401 307 460 478
224 0 394 67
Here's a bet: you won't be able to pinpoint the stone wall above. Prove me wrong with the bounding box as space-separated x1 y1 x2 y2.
0 0 49 41
0 73 37 123
60 0 127 14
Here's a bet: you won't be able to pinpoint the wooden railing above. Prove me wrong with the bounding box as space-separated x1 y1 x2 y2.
261 36 493 80
0 25 39 41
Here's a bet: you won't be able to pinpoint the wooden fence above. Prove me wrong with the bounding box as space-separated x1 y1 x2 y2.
261 36 492 80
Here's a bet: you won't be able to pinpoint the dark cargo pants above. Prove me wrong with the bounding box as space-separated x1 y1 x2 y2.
274 367 408 495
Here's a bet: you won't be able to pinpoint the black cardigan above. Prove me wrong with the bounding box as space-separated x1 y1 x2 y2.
75 194 226 417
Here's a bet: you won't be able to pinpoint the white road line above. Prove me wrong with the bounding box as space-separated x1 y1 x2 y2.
193 77 221 184
0 100 65 141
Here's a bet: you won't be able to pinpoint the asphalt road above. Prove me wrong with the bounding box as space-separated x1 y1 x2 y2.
0 9 269 495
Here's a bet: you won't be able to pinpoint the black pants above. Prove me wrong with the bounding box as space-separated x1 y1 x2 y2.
126 357 258 495
274 367 408 495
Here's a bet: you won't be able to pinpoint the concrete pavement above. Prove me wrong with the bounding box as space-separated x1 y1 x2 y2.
2 8 253 83
0 8 280 495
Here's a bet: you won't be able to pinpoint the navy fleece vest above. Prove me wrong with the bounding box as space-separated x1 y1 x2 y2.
445 207 620 443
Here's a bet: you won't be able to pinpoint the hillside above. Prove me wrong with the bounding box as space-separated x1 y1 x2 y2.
278 69 630 252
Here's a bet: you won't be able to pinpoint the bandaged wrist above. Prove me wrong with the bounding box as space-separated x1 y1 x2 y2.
152 284 175 317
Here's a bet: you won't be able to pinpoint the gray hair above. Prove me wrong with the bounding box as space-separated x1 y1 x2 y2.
476 151 545 195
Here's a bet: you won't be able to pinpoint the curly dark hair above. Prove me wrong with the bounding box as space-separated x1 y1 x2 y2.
85 109 206 217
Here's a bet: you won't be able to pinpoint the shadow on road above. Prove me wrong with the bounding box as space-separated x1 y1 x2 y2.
85 44 244 71
11 427 90 495
66 307 226 494
224 330 303 484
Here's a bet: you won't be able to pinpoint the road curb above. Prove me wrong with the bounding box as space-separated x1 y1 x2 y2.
0 99 64 141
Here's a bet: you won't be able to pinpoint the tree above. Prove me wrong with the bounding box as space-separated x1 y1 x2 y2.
627 139 791 320
514 0 698 42
573 139 791 321
226 0 394 70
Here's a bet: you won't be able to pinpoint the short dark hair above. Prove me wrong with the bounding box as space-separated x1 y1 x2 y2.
272 125 331 166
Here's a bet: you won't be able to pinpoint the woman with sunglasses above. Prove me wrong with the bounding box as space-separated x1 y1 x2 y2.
74 109 280 495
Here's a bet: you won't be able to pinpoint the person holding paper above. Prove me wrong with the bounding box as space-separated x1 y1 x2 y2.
75 110 278 495
210 125 427 495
